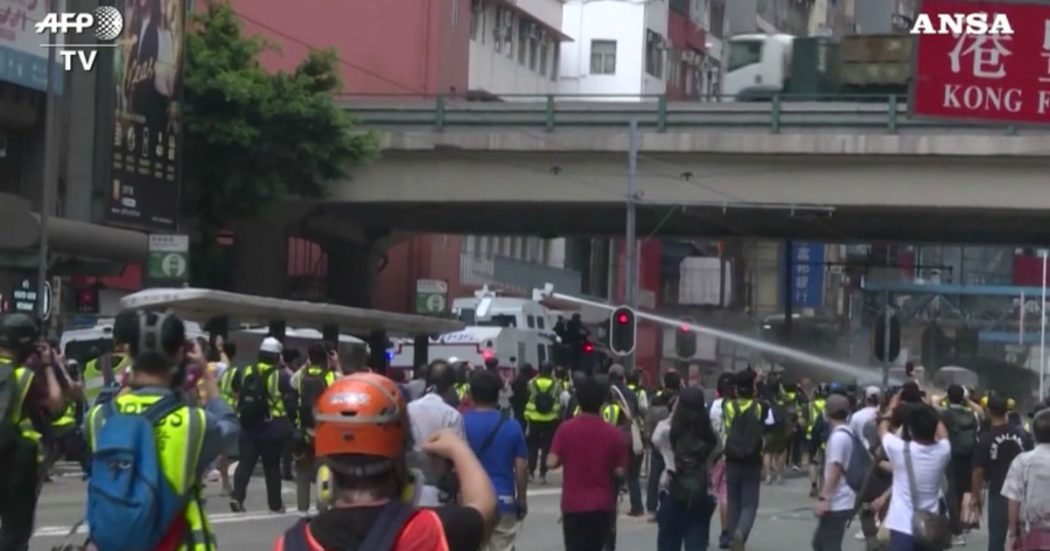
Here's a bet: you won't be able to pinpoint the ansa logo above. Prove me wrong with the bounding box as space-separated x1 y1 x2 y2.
910 12 1014 35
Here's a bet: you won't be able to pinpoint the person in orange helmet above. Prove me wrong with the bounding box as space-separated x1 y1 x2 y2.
274 372 497 551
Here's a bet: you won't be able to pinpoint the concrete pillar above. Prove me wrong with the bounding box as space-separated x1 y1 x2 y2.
233 219 288 298
325 236 383 308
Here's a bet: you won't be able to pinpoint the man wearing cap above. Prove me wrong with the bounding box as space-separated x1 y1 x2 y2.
973 394 1031 551
230 336 292 514
813 394 856 551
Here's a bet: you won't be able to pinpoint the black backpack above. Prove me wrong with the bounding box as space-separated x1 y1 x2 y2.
668 431 711 507
724 401 763 461
947 405 978 458
238 366 273 429
0 362 20 452
297 370 329 430
533 380 557 414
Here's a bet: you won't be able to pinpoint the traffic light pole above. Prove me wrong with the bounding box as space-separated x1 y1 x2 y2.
37 0 59 330
882 252 892 388
623 118 639 370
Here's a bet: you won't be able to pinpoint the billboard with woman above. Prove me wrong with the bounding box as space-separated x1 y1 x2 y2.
106 0 186 231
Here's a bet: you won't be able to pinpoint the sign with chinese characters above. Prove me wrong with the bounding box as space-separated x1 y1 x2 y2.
0 0 62 91
415 279 448 315
146 234 189 286
784 242 825 308
912 0 1050 124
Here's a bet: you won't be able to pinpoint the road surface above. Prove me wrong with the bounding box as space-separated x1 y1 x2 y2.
32 464 990 550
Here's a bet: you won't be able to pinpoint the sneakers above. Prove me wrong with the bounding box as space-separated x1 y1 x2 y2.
854 529 866 541
540 474 548 486
952 535 967 547
229 500 245 513
718 532 731 550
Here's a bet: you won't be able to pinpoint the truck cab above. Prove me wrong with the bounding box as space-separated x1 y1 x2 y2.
722 34 794 99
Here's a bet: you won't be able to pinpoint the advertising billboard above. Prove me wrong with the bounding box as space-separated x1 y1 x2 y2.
912 0 1050 124
106 0 186 230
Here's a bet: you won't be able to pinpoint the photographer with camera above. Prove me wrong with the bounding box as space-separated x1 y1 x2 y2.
0 313 67 551
83 309 239 551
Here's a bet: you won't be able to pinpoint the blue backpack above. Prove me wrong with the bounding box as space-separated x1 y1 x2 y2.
87 395 189 551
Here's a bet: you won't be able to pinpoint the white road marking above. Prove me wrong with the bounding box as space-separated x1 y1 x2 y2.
35 486 564 537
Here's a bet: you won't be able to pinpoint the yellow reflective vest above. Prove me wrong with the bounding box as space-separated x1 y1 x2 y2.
807 398 826 438
723 399 762 439
239 362 285 418
455 382 470 401
602 403 622 425
524 377 561 422
2 358 38 445
83 353 130 404
86 391 215 550
218 365 238 408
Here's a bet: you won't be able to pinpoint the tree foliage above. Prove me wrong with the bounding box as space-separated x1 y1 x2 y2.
182 1 378 286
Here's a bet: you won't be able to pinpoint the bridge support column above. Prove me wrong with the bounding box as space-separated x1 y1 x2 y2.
325 235 386 308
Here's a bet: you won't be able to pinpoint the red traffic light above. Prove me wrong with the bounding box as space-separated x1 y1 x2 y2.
583 342 594 353
617 312 630 324
679 323 691 333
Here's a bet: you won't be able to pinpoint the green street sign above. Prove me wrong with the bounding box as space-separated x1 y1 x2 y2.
147 234 189 284
415 279 448 315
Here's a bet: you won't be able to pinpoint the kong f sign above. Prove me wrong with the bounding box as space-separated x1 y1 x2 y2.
912 0 1050 125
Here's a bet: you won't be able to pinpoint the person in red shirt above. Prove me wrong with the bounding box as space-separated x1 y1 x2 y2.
548 377 629 551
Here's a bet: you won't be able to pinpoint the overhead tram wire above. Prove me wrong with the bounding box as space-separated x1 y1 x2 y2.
231 15 865 242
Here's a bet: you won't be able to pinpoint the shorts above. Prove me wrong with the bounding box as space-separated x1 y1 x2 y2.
709 458 727 507
808 438 824 465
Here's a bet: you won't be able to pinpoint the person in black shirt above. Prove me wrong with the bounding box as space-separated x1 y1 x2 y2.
972 394 1032 551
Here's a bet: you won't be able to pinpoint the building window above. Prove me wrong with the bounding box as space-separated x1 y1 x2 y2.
551 46 559 81
528 29 539 71
470 0 484 41
645 31 664 78
667 48 679 87
590 39 616 74
518 21 528 65
539 38 549 76
494 7 512 55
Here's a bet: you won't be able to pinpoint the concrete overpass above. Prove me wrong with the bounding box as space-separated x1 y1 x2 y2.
327 97 1050 243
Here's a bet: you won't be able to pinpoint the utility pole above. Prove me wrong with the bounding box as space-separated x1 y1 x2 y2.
882 250 892 388
37 0 59 330
623 118 639 371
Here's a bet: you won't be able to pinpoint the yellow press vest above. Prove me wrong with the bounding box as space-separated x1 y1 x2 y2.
2 359 39 446
83 353 130 404
627 384 647 405
524 377 560 422
455 382 469 400
295 366 335 427
601 403 622 425
86 392 214 551
52 402 77 429
723 399 762 438
218 366 238 408
807 399 826 436
242 362 285 418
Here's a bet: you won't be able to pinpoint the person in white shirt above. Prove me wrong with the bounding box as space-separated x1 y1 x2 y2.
849 386 881 448
408 360 467 507
813 395 857 551
877 390 951 551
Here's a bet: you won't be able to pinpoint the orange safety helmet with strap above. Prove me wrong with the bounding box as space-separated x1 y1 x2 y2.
274 373 450 551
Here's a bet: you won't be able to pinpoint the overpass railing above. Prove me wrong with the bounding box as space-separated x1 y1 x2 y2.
337 93 1030 135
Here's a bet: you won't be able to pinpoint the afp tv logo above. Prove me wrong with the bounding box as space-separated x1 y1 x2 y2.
35 6 125 71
